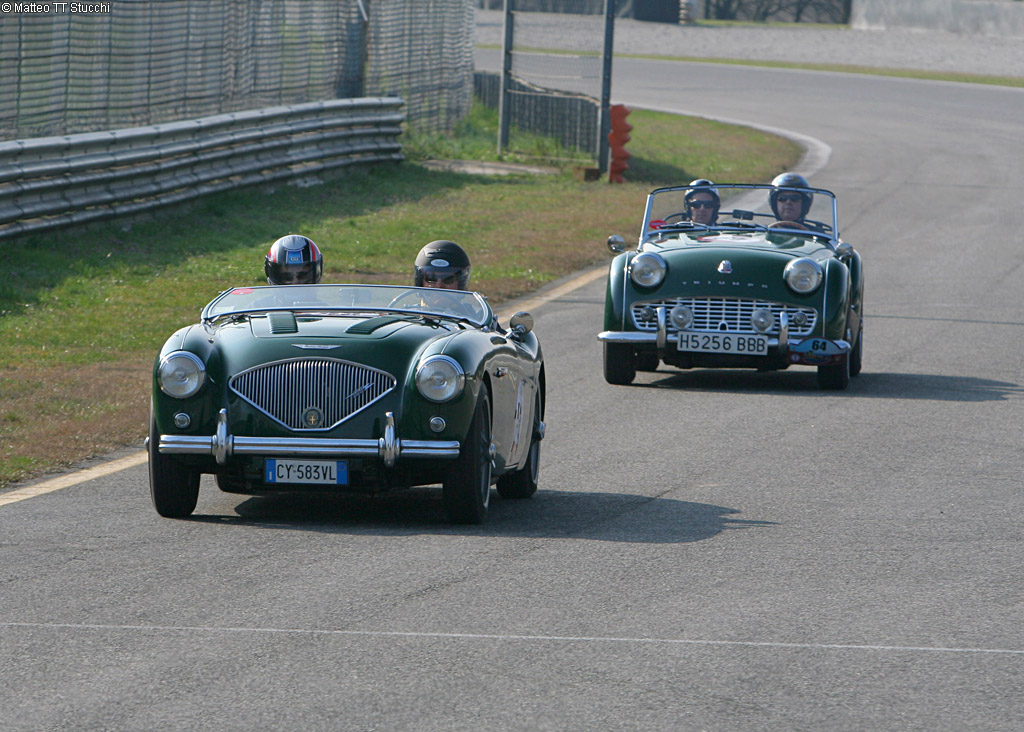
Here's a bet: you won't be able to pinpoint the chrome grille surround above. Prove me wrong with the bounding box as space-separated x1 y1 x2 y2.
229 358 396 432
631 297 817 336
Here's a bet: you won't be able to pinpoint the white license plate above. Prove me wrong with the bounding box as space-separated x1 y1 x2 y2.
678 332 768 355
264 459 348 485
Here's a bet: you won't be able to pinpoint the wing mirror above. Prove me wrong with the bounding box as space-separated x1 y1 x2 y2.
607 234 626 253
836 240 853 259
508 311 534 340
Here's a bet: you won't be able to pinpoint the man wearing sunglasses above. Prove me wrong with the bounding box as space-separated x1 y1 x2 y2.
769 172 814 225
684 178 720 225
414 240 471 291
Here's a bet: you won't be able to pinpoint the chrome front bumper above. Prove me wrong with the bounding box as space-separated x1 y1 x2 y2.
598 328 850 366
159 409 460 468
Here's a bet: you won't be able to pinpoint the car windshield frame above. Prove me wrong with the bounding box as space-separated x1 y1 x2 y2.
640 183 840 249
201 283 493 327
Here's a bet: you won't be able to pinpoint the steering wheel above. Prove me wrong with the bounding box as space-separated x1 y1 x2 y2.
769 220 809 231
661 212 690 224
387 290 427 308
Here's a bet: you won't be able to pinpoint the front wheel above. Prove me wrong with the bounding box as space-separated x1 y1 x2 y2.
443 391 492 524
603 342 636 385
849 326 863 377
817 353 851 390
497 391 542 500
148 409 200 518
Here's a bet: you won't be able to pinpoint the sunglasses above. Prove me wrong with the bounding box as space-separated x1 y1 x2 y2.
776 194 804 203
688 200 715 209
423 274 457 286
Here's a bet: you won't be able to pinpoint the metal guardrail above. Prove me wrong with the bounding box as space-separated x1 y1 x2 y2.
0 97 405 241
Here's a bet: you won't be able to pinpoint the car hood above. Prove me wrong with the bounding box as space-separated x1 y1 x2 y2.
643 239 835 302
201 313 457 379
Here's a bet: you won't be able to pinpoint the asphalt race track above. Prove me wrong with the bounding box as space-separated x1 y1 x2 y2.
2 52 1022 731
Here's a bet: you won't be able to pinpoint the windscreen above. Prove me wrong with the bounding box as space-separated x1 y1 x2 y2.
203 284 491 326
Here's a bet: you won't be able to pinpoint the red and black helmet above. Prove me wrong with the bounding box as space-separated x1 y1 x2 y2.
265 235 323 285
414 240 471 289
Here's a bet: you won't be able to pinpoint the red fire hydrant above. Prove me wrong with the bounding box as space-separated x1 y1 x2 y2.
608 104 631 183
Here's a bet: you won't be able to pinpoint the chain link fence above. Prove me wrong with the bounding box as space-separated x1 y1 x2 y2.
0 0 474 141
479 2 613 166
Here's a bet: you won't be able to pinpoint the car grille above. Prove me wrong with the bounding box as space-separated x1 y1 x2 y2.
631 297 817 336
230 358 396 431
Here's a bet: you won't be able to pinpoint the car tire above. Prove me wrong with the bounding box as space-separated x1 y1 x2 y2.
148 408 200 518
849 326 863 377
497 391 541 500
817 353 851 390
443 390 492 524
635 351 659 372
603 342 636 385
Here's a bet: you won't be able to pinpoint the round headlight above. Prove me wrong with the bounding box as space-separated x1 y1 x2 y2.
415 355 465 403
750 307 775 333
158 352 206 399
630 252 667 288
670 305 693 330
784 258 823 294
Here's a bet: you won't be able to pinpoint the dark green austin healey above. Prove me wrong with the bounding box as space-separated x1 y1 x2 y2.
149 284 544 524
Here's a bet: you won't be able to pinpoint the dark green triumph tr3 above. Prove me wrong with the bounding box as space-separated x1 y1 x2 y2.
149 284 544 524
599 180 864 390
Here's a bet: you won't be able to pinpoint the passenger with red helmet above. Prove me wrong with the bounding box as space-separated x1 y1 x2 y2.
264 234 323 285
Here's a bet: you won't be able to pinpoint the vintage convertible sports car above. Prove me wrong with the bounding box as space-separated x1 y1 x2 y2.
149 284 544 524
598 181 863 389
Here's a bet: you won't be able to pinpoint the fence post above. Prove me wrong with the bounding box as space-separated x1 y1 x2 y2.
597 0 615 173
497 0 515 155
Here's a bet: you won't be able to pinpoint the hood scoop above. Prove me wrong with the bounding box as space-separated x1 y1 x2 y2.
268 311 299 334
346 315 408 335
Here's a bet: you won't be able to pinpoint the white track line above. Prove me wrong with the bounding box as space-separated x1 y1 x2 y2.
3 622 1021 656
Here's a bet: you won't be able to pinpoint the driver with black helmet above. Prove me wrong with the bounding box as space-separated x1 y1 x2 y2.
769 172 814 227
414 240 471 291
684 179 720 225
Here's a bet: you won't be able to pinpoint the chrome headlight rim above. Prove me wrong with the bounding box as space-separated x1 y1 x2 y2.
157 351 206 399
784 257 823 294
415 355 466 403
629 252 668 288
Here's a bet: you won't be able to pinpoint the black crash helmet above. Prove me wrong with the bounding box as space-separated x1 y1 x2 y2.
265 234 323 285
684 178 720 220
769 172 813 219
414 240 471 289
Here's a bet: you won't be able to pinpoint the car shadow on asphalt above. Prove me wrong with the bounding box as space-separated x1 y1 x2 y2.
187 487 775 543
638 369 1019 401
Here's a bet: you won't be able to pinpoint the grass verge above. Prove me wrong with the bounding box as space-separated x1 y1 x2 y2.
0 105 801 489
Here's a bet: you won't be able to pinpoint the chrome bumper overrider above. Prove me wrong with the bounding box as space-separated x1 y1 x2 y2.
159 410 460 468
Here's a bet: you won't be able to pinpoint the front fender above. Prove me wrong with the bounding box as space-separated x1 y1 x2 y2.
821 257 852 339
603 252 634 331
